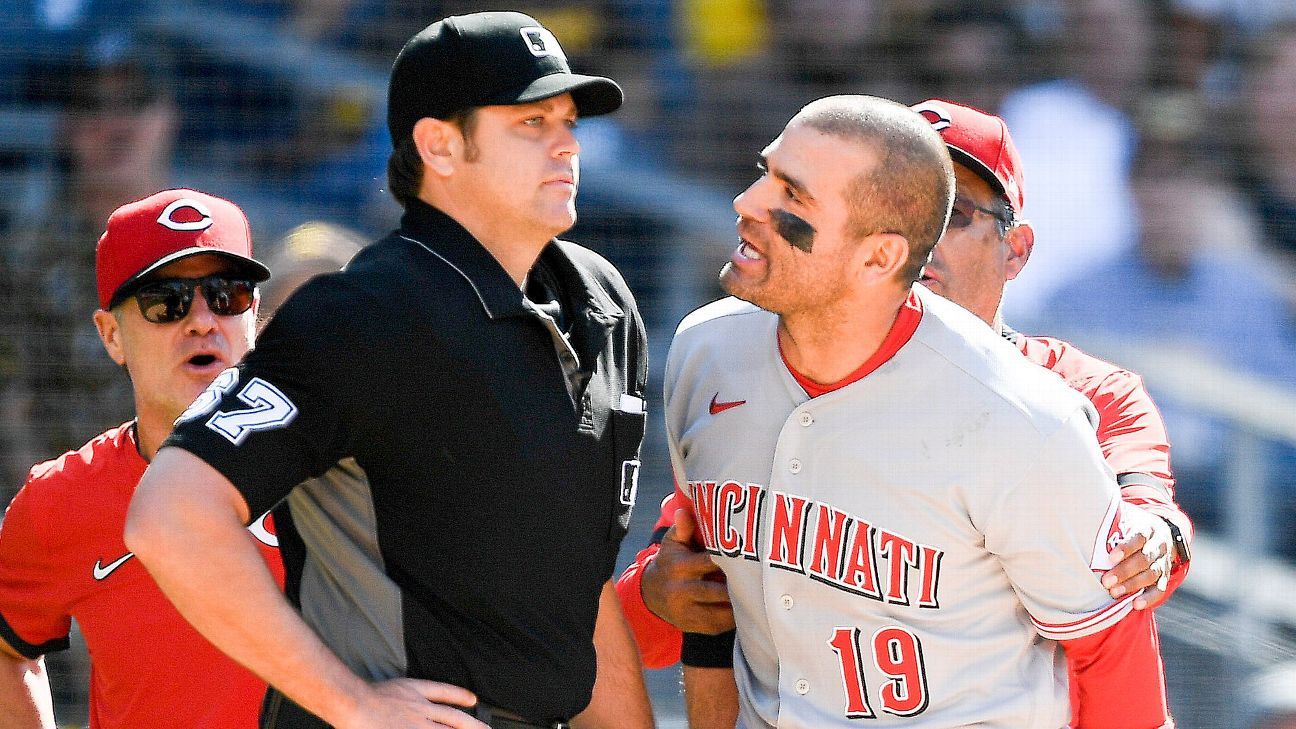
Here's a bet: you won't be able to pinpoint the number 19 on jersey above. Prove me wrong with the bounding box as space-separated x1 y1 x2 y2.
828 626 930 719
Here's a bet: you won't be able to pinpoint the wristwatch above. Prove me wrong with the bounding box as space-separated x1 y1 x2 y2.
1159 517 1191 566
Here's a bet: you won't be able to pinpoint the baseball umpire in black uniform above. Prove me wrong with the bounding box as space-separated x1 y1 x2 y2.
125 12 653 729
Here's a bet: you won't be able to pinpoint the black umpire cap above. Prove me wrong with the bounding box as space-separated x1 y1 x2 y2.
387 11 624 146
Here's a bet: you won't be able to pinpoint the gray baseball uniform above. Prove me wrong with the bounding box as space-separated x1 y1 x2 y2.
664 286 1156 728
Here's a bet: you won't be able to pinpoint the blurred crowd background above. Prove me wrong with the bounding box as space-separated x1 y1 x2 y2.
1 0 1295 727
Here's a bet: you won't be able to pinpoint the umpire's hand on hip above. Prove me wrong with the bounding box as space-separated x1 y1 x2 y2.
340 677 487 729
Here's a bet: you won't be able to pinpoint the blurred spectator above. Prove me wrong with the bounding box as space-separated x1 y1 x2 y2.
64 34 178 231
667 0 783 189
258 220 365 319
281 0 392 58
772 0 931 94
0 34 177 492
1235 22 1296 309
201 0 389 57
1248 661 1296 729
169 44 297 171
247 87 389 227
997 0 1158 329
1164 3 1231 95
1041 149 1296 546
0 0 138 105
1064 157 1295 385
671 0 936 190
227 0 625 69
914 0 1030 112
1172 0 1296 36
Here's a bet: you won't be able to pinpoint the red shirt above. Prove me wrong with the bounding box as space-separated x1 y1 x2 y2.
1016 333 1192 547
0 422 285 728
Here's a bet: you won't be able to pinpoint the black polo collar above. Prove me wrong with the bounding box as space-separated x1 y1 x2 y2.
397 198 622 323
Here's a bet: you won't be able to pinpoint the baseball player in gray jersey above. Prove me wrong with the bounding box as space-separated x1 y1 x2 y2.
665 95 1171 728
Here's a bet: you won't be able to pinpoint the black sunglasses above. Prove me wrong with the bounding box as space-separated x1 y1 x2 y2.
123 275 257 324
948 197 1013 230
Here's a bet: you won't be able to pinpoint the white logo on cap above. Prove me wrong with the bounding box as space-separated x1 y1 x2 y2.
156 198 214 232
520 27 567 63
912 103 951 131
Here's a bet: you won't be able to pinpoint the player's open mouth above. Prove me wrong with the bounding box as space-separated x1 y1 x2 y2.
187 354 219 367
738 240 764 261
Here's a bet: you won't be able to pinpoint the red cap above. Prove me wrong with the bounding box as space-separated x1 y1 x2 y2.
95 189 271 310
911 99 1025 215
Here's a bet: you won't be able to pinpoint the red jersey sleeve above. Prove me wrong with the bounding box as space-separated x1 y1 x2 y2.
1019 335 1193 588
1091 368 1194 594
615 491 686 669
1088 369 1173 483
616 544 683 669
0 473 74 657
1062 607 1173 728
1018 336 1174 485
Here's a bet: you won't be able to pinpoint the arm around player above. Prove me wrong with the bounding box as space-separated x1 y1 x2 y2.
984 406 1172 728
1094 366 1192 609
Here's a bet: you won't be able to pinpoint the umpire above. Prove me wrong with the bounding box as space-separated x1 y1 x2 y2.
125 12 653 729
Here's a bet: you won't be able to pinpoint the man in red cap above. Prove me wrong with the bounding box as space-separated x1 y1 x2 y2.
0 189 284 727
617 99 1188 728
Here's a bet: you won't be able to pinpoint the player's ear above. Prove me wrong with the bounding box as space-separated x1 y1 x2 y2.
1003 222 1034 282
858 232 909 283
94 308 127 366
412 117 458 177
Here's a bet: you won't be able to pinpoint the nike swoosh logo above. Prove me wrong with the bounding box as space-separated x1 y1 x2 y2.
709 393 747 415
92 552 135 581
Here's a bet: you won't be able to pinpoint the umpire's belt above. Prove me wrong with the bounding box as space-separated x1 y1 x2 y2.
473 703 570 729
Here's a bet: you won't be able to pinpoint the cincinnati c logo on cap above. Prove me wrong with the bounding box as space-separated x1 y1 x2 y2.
156 198 214 232
913 104 951 132
520 27 567 63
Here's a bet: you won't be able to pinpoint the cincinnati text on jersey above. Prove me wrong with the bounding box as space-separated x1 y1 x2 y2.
689 480 943 608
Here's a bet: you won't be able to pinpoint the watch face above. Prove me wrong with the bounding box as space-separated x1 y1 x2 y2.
1166 522 1190 564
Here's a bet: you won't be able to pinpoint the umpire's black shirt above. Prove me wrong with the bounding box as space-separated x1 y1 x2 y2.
166 199 649 723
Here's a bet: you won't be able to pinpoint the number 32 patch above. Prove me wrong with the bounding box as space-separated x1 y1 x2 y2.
176 368 299 445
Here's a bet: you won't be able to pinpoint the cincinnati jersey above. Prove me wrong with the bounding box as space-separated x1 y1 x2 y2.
664 286 1159 729
0 422 283 728
617 329 1191 673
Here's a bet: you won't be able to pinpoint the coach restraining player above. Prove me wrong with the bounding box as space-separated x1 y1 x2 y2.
617 100 1189 729
124 12 653 729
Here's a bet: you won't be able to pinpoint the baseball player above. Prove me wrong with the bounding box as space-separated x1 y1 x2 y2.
655 95 1172 728
617 100 1193 701
0 189 284 728
124 12 652 729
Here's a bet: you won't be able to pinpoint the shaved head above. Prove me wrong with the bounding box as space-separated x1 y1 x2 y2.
795 95 955 283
